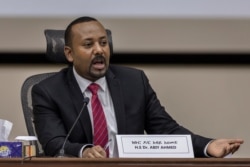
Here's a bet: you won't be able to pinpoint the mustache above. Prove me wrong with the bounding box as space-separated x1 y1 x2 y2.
92 54 105 63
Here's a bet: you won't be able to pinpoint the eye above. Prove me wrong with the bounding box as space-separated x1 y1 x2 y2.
100 39 107 47
83 41 93 48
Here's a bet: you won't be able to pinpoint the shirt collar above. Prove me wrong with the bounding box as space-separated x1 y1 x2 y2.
73 67 107 93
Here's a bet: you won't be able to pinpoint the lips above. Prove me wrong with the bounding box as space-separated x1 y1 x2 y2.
92 57 105 70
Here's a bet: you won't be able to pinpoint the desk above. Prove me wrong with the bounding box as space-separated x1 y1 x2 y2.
0 158 250 167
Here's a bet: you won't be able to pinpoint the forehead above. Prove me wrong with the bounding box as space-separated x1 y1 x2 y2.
71 21 107 39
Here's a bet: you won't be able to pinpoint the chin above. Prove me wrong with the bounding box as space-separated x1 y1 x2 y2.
91 71 106 79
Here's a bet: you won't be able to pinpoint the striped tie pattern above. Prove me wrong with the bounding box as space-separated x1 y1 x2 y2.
88 83 109 155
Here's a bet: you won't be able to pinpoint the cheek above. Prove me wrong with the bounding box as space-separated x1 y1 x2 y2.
74 57 90 76
104 48 110 61
75 48 92 63
105 46 110 56
75 56 91 68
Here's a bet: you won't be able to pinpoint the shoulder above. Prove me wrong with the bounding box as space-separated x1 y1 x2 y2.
107 64 149 82
109 64 145 75
33 67 71 89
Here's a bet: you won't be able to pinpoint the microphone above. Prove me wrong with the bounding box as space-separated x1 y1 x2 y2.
57 97 90 157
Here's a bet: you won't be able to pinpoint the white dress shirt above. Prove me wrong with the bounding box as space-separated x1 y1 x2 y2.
73 67 118 157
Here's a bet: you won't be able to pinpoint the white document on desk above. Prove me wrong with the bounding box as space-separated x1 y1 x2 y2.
116 134 194 158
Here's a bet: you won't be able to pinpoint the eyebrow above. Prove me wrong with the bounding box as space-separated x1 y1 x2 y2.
99 36 107 40
83 35 107 41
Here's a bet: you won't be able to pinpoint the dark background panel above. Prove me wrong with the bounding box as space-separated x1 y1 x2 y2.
0 52 250 65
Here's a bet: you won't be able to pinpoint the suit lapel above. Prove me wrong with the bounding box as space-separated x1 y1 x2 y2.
106 68 126 134
66 67 92 142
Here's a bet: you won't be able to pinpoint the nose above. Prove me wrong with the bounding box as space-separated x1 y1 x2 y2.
93 43 103 55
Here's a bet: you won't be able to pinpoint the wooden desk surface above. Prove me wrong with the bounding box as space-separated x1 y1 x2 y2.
1 158 250 167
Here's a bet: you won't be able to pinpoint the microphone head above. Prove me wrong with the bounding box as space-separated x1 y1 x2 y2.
83 97 90 104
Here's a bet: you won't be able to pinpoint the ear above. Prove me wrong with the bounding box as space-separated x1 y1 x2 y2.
64 46 73 63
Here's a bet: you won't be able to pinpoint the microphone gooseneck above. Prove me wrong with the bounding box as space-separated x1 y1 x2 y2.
57 97 90 157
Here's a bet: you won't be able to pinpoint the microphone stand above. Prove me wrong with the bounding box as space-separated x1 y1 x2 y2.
57 97 89 157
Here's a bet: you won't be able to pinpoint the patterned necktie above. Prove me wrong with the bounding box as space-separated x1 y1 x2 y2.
88 83 109 156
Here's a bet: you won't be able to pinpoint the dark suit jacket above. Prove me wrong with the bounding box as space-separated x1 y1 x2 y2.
32 65 212 157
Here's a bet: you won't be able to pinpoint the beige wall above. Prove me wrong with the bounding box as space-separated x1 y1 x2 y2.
1 18 250 53
0 18 250 157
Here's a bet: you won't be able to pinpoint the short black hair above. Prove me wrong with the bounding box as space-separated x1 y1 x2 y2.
64 16 97 47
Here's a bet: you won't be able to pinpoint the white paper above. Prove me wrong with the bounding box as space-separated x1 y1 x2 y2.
15 136 37 141
0 119 13 141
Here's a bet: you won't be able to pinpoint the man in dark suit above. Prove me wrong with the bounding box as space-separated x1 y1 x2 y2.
32 16 243 158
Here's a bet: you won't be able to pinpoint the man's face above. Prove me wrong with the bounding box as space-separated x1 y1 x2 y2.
64 21 110 81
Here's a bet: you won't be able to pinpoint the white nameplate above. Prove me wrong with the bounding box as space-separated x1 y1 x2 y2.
116 135 194 158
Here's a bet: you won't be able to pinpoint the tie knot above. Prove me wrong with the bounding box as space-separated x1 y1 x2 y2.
88 83 100 95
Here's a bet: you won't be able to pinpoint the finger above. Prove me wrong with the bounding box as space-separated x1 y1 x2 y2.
85 149 95 158
87 151 103 158
227 143 238 155
93 145 105 152
94 146 107 157
231 144 241 154
92 146 106 158
86 153 95 158
228 139 244 144
91 151 104 158
223 144 233 156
